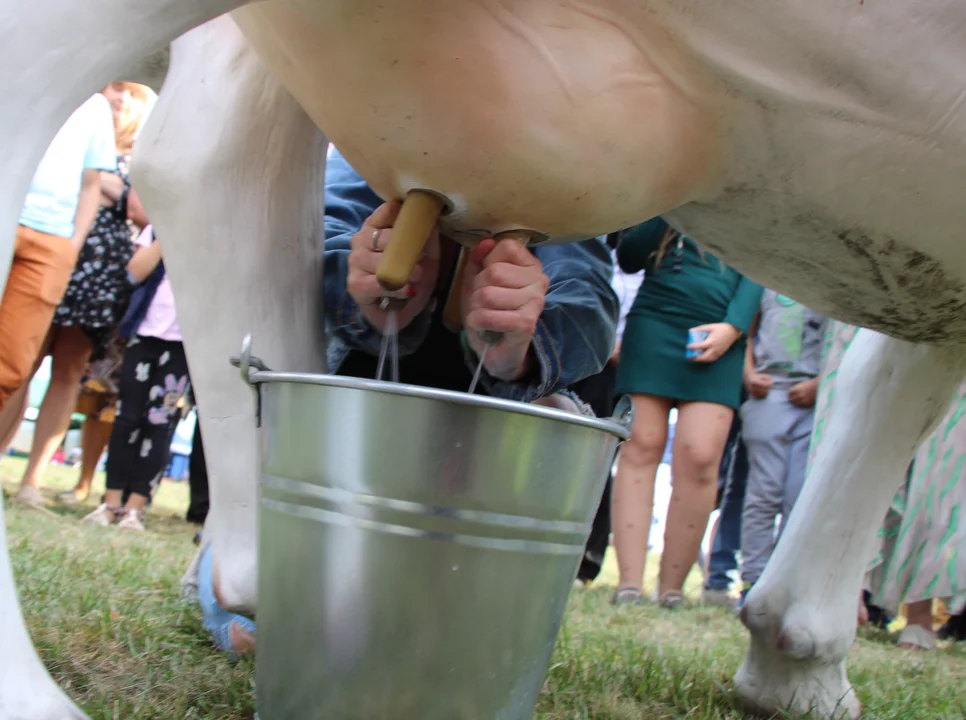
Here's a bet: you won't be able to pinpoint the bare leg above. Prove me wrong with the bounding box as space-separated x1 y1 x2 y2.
122 493 148 514
132 15 328 613
0 384 30 455
0 333 52 456
18 327 92 492
659 401 732 599
611 394 672 593
69 416 113 500
735 331 966 720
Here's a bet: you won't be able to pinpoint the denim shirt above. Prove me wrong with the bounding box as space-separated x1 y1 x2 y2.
323 147 619 403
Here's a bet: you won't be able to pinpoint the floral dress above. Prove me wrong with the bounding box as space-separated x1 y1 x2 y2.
54 153 137 361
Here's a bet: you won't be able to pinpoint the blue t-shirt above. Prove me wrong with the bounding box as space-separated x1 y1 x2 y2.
19 93 117 239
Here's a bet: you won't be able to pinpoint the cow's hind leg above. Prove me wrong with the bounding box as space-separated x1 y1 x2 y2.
0 3 250 717
131 15 328 614
734 330 966 719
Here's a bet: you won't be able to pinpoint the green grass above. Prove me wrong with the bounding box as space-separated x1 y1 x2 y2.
3 456 965 719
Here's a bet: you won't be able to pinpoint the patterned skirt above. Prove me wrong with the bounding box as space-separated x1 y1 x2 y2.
806 321 966 614
54 197 135 360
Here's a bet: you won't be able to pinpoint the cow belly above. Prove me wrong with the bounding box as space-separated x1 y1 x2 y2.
233 0 721 242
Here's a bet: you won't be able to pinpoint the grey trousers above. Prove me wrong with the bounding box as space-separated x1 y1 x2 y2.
739 386 815 586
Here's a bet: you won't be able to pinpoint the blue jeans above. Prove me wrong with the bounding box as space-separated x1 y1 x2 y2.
705 413 748 591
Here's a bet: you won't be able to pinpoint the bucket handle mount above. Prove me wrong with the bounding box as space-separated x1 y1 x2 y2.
611 394 635 439
229 333 272 426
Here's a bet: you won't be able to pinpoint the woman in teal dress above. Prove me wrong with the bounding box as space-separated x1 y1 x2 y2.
611 217 763 608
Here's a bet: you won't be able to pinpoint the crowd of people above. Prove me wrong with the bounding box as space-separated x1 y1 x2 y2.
0 83 207 533
2 86 963 659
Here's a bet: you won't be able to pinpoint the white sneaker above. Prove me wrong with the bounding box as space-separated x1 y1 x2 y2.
701 587 736 608
116 509 145 532
82 504 117 527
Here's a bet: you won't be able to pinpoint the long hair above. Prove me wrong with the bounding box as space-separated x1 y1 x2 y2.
650 226 681 269
650 226 725 273
114 83 156 155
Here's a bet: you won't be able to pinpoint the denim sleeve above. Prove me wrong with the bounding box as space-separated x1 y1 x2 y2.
464 237 619 402
323 147 432 358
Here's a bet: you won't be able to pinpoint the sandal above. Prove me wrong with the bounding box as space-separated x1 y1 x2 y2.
897 623 936 651
610 587 644 606
659 591 686 610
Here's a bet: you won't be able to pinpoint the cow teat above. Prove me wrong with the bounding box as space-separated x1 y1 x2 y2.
376 190 550 293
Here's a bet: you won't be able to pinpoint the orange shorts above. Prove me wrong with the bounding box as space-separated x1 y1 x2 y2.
0 225 78 409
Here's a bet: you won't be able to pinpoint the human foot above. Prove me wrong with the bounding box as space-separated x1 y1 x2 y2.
701 587 735 608
82 504 119 527
659 591 686 610
12 484 46 508
610 587 644 606
116 509 145 532
57 487 90 505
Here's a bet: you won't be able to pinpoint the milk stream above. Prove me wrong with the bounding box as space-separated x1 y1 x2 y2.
467 345 488 395
375 310 400 383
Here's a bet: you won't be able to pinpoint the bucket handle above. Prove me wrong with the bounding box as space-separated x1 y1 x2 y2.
229 333 272 427
611 394 635 438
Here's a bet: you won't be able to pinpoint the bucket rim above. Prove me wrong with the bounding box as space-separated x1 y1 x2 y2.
247 370 632 440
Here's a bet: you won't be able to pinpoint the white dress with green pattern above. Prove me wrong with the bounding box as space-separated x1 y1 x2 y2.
807 321 965 615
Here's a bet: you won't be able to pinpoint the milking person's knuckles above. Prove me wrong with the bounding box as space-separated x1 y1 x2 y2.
364 199 402 230
474 262 540 291
484 238 541 268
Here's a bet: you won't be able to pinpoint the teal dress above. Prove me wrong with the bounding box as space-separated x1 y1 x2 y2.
614 218 763 410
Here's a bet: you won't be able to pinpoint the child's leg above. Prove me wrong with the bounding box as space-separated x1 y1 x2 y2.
121 341 190 512
739 391 794 589
777 405 816 537
103 337 156 510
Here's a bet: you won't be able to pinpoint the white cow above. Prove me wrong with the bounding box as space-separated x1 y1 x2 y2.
1 2 965 719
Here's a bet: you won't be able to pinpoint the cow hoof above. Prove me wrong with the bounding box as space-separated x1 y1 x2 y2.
733 587 861 719
0 671 88 720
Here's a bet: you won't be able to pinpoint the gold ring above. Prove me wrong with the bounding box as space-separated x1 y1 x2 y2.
371 228 381 251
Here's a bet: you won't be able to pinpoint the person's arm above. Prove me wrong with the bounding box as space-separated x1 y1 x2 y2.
74 94 117 248
723 275 765 335
70 168 102 251
126 187 149 228
465 237 619 403
743 312 759 377
615 217 670 273
128 241 162 283
323 147 433 357
99 171 125 204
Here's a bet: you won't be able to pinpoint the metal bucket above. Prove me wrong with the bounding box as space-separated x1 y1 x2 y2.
235 339 632 720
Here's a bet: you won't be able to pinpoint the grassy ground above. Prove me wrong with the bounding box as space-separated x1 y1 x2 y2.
3 456 965 719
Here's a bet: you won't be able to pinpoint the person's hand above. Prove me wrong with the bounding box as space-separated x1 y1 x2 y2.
744 370 773 399
346 200 440 333
609 339 622 367
687 323 742 363
462 238 549 381
788 377 819 408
